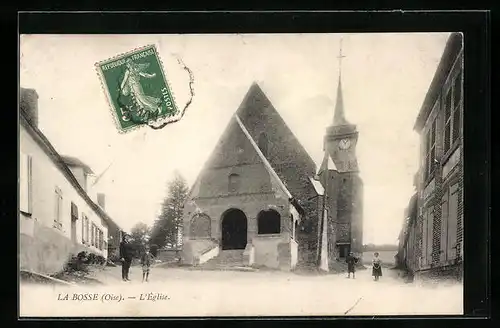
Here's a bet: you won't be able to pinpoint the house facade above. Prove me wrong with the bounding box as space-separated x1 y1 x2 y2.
404 32 464 281
396 192 418 274
19 87 121 275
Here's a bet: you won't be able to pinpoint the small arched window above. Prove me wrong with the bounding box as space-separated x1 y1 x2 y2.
190 213 211 238
258 132 269 157
257 209 281 234
228 173 240 193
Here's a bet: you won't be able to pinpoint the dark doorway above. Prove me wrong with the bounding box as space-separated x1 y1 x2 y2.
338 244 350 258
221 209 247 250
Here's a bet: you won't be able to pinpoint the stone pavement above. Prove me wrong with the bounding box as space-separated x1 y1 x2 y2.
19 264 463 317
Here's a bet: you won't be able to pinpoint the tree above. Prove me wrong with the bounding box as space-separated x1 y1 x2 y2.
149 171 189 249
129 222 151 258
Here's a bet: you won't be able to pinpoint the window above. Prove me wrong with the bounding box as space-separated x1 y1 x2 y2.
258 132 268 157
53 187 63 229
424 118 437 182
452 72 462 144
443 71 463 154
228 173 240 193
190 213 211 238
100 230 104 250
91 223 95 246
20 153 33 215
257 209 281 234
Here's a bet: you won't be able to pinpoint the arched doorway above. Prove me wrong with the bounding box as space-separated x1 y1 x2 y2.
221 209 248 250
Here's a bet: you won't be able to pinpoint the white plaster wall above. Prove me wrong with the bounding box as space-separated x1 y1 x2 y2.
252 234 284 268
20 124 108 258
290 238 298 269
198 245 219 264
320 209 329 271
182 238 217 265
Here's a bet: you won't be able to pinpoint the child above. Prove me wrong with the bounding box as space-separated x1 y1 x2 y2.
372 252 383 281
141 247 155 283
346 252 358 279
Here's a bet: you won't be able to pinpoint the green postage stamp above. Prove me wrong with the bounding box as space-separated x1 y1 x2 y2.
95 45 179 133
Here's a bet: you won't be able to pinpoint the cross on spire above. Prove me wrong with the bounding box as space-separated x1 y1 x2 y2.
333 37 349 126
337 37 346 77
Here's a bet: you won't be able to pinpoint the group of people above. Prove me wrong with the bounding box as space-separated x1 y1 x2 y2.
119 234 155 283
346 251 383 281
120 234 382 282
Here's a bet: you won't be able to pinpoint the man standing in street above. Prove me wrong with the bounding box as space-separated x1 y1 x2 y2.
119 234 133 281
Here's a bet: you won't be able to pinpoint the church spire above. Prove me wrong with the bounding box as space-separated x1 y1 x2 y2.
333 38 349 126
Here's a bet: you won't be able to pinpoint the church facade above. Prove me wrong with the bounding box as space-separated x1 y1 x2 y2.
181 75 363 271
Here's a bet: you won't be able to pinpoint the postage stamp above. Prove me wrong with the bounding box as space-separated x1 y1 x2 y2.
95 45 179 133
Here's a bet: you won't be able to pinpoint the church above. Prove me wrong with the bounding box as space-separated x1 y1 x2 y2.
181 61 363 271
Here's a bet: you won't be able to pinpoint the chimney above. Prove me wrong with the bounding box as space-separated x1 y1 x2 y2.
20 88 39 127
97 193 106 210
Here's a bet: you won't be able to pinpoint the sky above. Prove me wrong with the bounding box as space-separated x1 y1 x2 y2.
19 33 450 245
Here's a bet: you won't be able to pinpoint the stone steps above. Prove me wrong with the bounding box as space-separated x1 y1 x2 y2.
200 250 246 269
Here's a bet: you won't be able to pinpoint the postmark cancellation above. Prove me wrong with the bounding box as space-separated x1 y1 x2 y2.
95 45 179 133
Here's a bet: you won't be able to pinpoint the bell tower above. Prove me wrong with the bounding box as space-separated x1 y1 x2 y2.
324 37 364 255
324 38 359 173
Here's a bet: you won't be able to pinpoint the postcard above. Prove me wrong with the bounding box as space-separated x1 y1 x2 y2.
19 32 463 317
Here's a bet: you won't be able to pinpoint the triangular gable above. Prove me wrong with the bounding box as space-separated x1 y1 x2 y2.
315 151 338 177
236 83 318 179
235 114 292 199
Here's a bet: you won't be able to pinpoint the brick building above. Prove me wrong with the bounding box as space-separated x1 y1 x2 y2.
181 76 363 270
401 32 464 281
19 87 122 275
396 192 418 274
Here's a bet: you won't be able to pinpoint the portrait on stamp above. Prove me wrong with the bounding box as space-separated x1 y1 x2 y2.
95 45 179 133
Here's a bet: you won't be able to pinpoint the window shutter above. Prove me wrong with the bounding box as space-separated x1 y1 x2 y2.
82 215 85 243
440 192 449 262
422 211 428 266
427 210 434 265
447 184 459 260
20 153 30 213
71 203 78 221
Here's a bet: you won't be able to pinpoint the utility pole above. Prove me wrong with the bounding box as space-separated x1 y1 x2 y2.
316 168 328 269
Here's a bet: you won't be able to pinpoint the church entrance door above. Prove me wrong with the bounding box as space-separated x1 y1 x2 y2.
221 209 248 250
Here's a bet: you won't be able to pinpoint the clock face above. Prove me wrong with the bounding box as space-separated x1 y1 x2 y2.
339 138 351 150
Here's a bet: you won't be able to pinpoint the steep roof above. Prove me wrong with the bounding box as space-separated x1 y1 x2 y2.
235 114 292 199
61 155 95 174
235 83 318 203
333 75 350 126
20 111 120 231
414 33 463 132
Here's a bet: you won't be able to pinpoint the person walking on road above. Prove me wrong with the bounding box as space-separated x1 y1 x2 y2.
346 252 358 279
141 246 155 283
119 234 134 282
372 252 383 281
